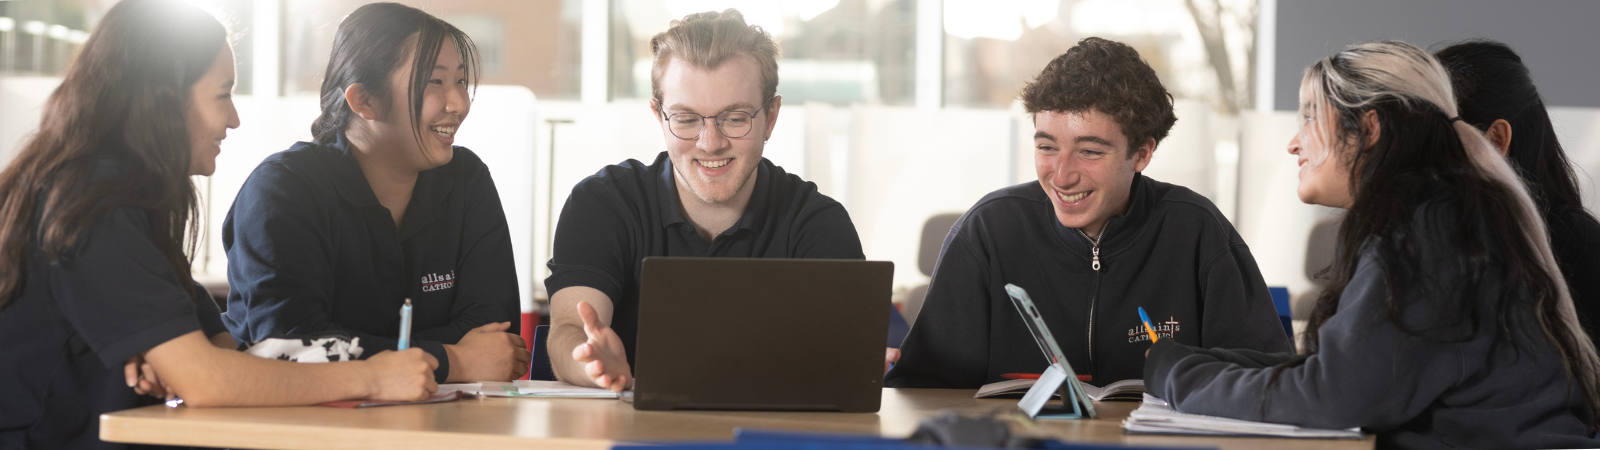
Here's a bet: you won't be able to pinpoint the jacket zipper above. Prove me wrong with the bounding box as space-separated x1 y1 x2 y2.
1077 228 1104 376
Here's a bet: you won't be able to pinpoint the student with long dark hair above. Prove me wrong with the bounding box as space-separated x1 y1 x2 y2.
1143 41 1600 448
1435 40 1600 349
222 2 529 383
0 1 436 447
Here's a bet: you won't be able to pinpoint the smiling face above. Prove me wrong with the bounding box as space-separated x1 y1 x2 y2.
1034 109 1153 238
360 36 470 172
653 54 778 207
1288 86 1356 209
185 46 240 176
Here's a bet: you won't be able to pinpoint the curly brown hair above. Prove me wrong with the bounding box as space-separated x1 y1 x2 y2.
1020 37 1177 158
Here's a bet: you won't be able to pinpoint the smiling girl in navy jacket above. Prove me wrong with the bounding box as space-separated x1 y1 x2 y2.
222 3 529 383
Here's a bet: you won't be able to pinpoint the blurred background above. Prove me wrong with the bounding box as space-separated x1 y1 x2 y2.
3 0 1599 338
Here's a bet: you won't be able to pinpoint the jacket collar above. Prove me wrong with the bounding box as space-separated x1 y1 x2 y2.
327 133 382 208
326 132 455 239
1053 173 1151 251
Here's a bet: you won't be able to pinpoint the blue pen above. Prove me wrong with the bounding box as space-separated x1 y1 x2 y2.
1138 306 1159 343
398 298 413 350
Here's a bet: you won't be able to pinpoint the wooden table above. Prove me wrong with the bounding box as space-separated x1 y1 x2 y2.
101 389 1374 450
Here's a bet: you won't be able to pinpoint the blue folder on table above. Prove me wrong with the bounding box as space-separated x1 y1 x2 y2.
609 429 1216 450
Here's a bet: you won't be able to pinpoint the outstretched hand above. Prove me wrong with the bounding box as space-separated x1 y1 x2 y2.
571 301 632 392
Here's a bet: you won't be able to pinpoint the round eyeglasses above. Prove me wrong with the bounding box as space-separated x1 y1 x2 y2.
658 98 775 140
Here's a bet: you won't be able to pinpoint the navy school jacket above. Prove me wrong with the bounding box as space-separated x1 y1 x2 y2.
222 134 520 382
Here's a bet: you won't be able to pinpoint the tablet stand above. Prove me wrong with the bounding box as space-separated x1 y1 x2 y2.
1016 364 1092 419
1002 283 1098 420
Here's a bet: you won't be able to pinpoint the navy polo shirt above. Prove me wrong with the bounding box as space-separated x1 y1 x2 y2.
0 160 228 449
222 133 520 382
546 152 877 367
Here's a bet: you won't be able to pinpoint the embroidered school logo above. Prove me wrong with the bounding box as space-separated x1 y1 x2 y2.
421 270 456 292
1128 316 1181 343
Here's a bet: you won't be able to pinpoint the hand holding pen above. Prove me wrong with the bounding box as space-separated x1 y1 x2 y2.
1138 306 1159 343
398 299 413 350
1140 306 1158 357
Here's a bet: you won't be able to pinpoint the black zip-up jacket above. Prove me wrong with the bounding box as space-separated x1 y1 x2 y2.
886 174 1291 388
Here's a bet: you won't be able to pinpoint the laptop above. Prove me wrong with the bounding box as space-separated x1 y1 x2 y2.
629 257 893 412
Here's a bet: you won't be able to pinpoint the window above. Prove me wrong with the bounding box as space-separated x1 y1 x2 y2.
281 0 582 100
609 0 916 105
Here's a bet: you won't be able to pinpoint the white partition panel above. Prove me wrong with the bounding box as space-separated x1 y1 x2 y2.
1550 107 1600 215
1236 111 1341 317
0 77 63 165
848 105 1014 289
1142 100 1217 201
453 85 539 313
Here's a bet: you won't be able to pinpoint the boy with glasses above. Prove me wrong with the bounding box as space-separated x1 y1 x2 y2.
545 9 902 392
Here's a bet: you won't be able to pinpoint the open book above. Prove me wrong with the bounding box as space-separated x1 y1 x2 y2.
977 378 1144 401
1123 394 1363 439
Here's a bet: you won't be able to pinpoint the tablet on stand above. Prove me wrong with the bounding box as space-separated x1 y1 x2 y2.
1003 283 1097 419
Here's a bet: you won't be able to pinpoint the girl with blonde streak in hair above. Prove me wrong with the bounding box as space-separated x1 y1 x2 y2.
1143 40 1600 449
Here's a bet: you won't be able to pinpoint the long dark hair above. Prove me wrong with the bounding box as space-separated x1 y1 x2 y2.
1286 41 1600 428
1434 40 1595 224
0 0 227 308
309 2 480 152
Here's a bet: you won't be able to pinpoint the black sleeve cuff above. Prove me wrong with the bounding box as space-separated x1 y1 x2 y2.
190 282 229 338
97 313 201 368
1143 338 1196 401
544 268 623 304
415 340 451 383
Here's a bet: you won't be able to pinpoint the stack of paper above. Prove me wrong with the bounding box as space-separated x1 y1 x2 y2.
439 380 619 399
319 390 463 408
1123 394 1363 439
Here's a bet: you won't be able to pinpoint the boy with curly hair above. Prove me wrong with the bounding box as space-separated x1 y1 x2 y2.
886 37 1290 388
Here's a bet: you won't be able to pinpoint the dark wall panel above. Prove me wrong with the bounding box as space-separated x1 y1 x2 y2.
1274 0 1600 110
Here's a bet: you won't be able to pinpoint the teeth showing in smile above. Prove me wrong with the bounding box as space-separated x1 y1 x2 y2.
1060 191 1088 203
431 126 456 137
698 159 730 169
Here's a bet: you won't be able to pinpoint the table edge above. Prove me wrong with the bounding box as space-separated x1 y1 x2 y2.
100 411 612 450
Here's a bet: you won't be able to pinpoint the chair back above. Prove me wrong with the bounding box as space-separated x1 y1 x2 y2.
528 324 556 381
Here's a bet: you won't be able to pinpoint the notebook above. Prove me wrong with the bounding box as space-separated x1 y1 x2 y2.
439 380 618 399
318 390 462 408
1122 394 1363 439
977 378 1144 401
